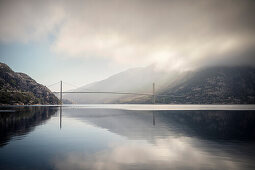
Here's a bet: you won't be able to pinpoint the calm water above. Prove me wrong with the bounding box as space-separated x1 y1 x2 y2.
1 105 255 170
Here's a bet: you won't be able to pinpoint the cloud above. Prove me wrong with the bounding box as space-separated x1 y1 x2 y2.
1 0 255 70
0 0 65 43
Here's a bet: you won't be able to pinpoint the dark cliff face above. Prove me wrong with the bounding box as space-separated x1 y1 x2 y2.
158 67 255 104
0 62 59 105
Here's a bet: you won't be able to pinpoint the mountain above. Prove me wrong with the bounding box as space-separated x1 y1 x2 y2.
64 65 181 103
65 66 255 104
137 66 255 104
0 62 59 105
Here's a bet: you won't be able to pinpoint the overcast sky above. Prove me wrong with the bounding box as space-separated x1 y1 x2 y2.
0 0 255 90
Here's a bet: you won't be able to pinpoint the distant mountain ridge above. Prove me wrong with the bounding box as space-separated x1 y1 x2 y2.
64 65 179 103
0 62 59 105
64 66 255 104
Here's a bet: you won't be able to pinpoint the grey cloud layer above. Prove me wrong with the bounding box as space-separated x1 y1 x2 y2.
1 0 255 70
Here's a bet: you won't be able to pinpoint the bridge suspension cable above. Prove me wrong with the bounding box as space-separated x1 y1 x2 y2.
62 81 79 88
51 80 184 105
52 91 153 96
46 81 61 88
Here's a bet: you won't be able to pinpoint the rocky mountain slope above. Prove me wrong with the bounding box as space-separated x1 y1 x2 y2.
130 67 255 104
0 62 59 105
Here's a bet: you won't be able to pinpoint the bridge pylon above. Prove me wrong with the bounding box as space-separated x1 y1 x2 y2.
60 80 62 105
153 82 155 104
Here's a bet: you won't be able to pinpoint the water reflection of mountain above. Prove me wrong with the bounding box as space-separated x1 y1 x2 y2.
64 108 167 141
63 108 255 141
0 106 58 147
157 110 255 141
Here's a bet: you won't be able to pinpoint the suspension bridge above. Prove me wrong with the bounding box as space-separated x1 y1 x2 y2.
47 81 182 104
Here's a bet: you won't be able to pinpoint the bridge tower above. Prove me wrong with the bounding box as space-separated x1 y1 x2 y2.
60 80 62 105
153 82 155 104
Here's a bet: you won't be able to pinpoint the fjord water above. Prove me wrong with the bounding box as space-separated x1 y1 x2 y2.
0 105 255 170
